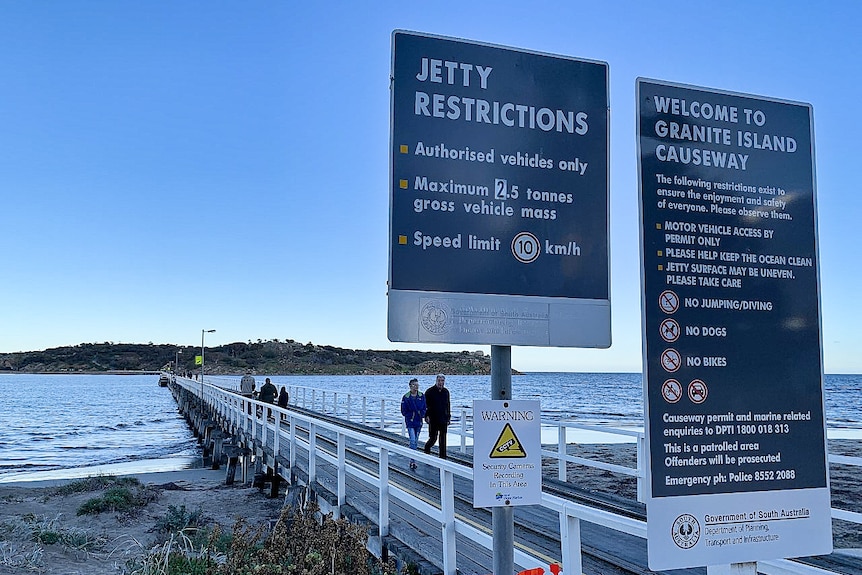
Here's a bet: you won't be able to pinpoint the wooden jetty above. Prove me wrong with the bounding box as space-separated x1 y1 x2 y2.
168 377 862 575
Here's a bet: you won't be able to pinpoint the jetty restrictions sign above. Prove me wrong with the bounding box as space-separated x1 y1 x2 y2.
637 78 831 570
473 400 541 507
388 31 610 347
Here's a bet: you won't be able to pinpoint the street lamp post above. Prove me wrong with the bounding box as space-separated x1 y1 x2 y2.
201 329 216 401
175 348 182 377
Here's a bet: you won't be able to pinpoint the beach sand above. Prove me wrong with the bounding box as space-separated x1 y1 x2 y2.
0 467 283 575
0 440 858 574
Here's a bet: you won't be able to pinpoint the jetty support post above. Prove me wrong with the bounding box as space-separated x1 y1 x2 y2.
210 429 224 470
491 345 514 575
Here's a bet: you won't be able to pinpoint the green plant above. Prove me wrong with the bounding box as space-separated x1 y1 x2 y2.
121 529 223 575
0 540 43 570
54 475 139 496
118 500 400 575
215 501 398 575
77 483 158 516
156 505 205 534
0 513 106 564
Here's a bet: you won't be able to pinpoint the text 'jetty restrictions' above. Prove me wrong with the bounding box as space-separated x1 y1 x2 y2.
388 31 610 348
637 78 831 570
473 400 541 508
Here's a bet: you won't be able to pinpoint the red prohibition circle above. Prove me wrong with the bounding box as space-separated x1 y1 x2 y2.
688 379 708 404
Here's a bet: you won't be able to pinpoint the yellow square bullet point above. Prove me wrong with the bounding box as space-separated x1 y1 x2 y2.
656 223 662 230
398 235 407 245
400 145 408 154
657 250 663 256
399 179 408 189
658 264 664 271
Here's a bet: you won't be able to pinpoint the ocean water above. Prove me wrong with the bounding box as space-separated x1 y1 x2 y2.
0 374 199 483
1 372 859 483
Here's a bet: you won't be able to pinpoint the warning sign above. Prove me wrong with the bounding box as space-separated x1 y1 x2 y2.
473 400 541 508
489 423 527 458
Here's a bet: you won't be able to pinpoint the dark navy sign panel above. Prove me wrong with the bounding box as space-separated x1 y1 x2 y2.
639 79 826 497
639 78 832 570
390 31 608 299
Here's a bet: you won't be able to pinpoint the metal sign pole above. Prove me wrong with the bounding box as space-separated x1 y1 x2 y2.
491 344 514 575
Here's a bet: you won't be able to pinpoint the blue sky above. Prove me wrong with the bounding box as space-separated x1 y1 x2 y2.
1 1 859 373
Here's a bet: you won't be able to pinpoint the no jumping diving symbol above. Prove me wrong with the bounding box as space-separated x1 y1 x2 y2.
659 290 680 314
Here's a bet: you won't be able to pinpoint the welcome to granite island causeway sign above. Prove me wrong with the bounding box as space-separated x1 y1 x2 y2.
637 78 832 570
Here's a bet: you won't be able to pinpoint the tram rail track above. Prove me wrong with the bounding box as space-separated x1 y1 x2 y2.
238 400 860 575
279 405 658 575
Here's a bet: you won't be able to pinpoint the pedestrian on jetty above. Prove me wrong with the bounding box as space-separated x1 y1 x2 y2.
278 386 289 408
401 378 427 469
259 377 278 418
240 370 255 397
424 374 451 459
259 377 277 403
241 370 256 415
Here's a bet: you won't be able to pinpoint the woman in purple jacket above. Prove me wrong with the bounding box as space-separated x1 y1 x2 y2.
400 378 427 469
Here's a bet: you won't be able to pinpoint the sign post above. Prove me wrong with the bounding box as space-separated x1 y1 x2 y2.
492 346 513 575
390 31 610 575
637 78 831 570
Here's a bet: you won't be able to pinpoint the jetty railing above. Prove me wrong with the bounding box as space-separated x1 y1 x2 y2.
186 377 637 574
269 383 862 512
179 376 860 575
207 378 862 526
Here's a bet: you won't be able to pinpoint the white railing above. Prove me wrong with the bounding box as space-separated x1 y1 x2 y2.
176 376 859 575
207 379 862 520
182 377 624 574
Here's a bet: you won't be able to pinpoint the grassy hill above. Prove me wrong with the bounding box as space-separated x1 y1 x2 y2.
0 340 493 375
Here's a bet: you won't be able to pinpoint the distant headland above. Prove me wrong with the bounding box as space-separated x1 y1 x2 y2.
0 340 502 375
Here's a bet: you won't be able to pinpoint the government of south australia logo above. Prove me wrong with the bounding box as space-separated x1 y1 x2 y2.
420 301 449 334
671 514 700 549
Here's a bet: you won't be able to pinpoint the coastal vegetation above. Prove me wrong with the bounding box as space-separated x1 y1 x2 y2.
0 475 399 575
0 340 492 375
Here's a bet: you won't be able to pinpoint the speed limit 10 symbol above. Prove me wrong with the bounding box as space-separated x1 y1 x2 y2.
511 231 540 263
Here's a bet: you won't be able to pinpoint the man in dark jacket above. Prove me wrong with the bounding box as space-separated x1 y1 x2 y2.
423 374 451 459
258 377 278 418
259 377 278 403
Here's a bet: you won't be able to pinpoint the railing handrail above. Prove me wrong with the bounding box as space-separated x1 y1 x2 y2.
196 377 862 484
172 375 858 575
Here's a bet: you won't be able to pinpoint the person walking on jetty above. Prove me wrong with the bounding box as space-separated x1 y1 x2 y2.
277 386 289 408
259 377 278 418
240 370 256 397
259 377 277 403
424 374 451 459
241 370 256 415
401 378 427 470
